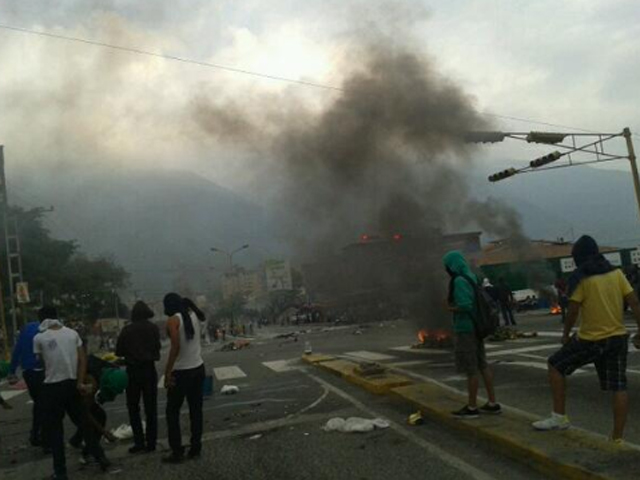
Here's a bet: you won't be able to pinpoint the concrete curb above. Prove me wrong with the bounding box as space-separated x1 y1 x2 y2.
304 354 640 480
309 356 413 395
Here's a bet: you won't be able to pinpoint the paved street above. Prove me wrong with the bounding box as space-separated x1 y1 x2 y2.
2 312 639 479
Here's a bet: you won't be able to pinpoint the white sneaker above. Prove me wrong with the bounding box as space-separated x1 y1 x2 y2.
532 413 570 431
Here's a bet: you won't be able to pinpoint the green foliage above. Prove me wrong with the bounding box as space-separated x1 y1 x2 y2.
1 207 129 322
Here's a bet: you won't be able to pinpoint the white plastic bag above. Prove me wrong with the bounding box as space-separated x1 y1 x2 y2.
221 385 240 395
323 417 390 433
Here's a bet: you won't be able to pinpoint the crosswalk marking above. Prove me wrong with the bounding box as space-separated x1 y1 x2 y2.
345 351 396 361
487 344 558 358
262 360 295 373
214 366 247 381
390 346 448 355
0 390 27 401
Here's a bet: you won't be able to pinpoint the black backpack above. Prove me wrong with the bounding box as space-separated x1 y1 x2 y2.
459 274 500 339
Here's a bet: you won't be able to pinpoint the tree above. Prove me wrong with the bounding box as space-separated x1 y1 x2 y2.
0 207 129 323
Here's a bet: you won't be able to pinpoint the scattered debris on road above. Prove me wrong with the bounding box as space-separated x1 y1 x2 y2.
413 329 453 349
355 362 386 377
221 385 240 395
408 411 424 426
111 424 134 440
323 417 390 433
248 434 263 440
489 327 538 341
221 339 251 351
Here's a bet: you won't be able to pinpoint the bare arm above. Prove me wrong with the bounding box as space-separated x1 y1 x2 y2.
562 301 581 343
164 317 181 387
624 293 640 348
76 347 87 387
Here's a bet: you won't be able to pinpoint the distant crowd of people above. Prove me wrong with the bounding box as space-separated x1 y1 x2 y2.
444 235 640 444
3 292 206 480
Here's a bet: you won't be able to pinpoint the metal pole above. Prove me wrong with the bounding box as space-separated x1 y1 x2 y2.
623 128 640 221
0 268 9 360
0 148 17 342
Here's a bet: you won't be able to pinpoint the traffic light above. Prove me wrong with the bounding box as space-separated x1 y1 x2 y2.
529 151 561 168
526 132 567 145
464 131 506 144
488 168 517 182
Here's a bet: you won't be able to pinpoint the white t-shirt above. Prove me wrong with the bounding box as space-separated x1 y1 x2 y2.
173 312 204 371
33 326 83 384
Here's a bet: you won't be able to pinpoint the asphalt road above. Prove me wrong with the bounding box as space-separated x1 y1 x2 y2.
3 311 635 479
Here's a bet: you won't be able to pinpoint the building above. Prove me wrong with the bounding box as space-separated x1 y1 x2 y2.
478 239 640 290
221 268 264 301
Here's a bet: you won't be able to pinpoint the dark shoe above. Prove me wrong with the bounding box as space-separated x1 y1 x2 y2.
128 445 147 454
162 452 184 464
480 403 502 415
68 436 83 450
452 406 479 419
145 445 156 453
97 456 112 472
187 449 201 460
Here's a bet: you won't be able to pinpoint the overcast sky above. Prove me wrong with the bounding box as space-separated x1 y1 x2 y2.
0 0 639 188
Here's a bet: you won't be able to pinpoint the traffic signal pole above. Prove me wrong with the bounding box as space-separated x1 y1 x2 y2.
623 128 640 222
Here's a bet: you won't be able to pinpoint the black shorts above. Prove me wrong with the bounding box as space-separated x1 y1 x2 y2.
549 335 629 391
454 332 488 376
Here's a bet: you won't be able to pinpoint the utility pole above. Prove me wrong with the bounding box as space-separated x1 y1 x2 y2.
623 128 640 221
0 146 24 346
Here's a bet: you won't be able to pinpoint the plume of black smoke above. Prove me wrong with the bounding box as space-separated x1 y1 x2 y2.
194 40 539 328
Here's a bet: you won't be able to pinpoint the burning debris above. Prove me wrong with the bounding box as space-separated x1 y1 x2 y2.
412 329 453 349
550 304 562 315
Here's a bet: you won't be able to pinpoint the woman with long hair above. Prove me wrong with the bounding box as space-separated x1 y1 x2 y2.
162 293 205 464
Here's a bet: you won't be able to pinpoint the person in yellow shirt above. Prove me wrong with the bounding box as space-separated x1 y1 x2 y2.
533 235 640 441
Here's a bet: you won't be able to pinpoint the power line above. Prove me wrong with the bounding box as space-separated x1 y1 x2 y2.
0 23 343 92
1 23 638 138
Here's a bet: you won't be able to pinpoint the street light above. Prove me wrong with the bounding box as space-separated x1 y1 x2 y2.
210 244 250 270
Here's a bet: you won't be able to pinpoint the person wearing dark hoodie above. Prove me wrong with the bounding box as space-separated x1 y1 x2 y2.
444 251 501 419
162 293 205 464
116 301 161 454
533 235 640 442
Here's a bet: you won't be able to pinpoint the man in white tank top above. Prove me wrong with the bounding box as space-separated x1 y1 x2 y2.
162 293 205 464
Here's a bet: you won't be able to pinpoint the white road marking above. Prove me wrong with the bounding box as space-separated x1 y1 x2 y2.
389 346 448 355
0 390 27 401
487 344 559 357
387 360 430 368
345 350 396 361
262 360 295 373
496 360 588 374
484 343 501 349
214 366 247 381
304 372 496 480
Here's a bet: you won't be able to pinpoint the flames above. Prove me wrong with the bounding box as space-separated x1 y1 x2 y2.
415 329 453 348
550 304 562 315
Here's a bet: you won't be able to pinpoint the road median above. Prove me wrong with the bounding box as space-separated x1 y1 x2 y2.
304 353 640 479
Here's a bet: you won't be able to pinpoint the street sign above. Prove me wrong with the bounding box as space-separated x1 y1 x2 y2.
16 282 30 304
560 252 622 273
265 259 293 291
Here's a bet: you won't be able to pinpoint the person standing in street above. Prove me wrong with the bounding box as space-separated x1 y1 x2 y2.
496 278 517 326
8 311 46 448
533 235 640 442
34 306 86 480
444 251 501 419
116 301 161 454
163 293 205 464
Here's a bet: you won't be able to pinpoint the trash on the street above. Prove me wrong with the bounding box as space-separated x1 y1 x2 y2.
248 434 263 440
304 341 313 355
408 411 424 426
489 326 538 342
221 385 240 395
221 339 251 351
323 417 390 433
355 362 386 377
111 424 134 440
